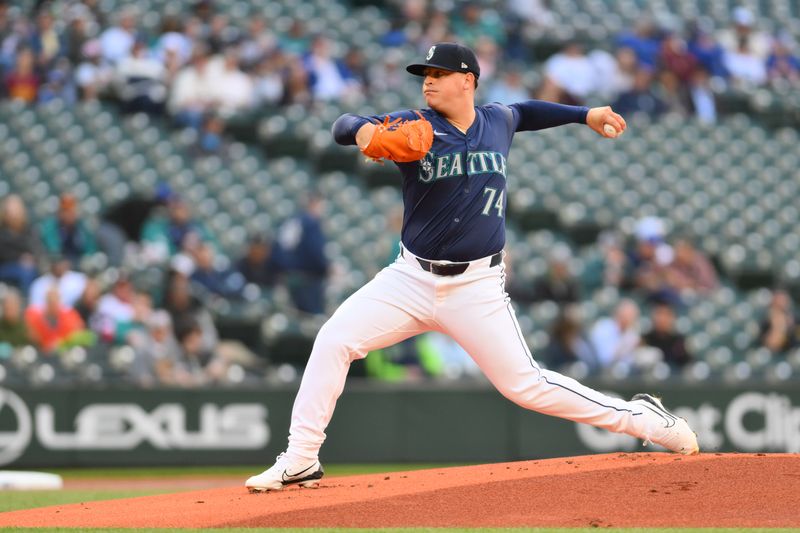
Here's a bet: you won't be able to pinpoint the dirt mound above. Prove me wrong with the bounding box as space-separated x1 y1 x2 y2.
1 453 797 528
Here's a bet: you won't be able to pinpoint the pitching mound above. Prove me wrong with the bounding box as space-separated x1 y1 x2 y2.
1 453 798 528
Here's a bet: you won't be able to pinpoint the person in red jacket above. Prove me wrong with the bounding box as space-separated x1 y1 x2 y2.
24 286 86 353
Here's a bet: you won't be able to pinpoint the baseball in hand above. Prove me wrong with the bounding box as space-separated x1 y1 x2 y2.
603 123 619 138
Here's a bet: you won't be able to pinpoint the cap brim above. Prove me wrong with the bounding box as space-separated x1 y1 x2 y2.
406 63 460 76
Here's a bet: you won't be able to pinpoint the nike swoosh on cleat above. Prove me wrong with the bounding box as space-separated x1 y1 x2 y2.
282 463 316 481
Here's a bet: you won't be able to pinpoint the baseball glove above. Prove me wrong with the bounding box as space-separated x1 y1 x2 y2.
361 112 433 163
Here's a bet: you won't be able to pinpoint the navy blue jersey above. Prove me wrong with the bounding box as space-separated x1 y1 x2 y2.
333 100 588 261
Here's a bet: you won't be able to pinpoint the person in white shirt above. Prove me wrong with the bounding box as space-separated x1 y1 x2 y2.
543 42 599 102
99 8 138 64
304 36 360 102
114 40 167 114
28 256 87 309
717 7 771 61
207 47 255 117
168 45 216 129
724 36 768 86
589 299 641 368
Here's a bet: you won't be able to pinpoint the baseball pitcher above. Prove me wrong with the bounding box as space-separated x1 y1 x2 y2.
246 42 699 492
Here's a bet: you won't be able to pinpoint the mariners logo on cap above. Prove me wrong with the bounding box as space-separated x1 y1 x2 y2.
426 46 436 61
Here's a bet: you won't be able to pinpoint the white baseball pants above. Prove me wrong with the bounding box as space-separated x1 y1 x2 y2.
286 247 654 461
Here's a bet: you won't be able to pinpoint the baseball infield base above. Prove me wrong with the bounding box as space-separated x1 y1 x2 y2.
0 453 797 528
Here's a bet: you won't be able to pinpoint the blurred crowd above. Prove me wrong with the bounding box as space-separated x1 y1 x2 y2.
1 1 798 131
0 186 331 386
1 0 799 385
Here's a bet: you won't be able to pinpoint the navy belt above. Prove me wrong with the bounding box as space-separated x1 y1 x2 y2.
403 250 502 276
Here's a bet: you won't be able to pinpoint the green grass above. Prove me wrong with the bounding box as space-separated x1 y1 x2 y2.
0 490 169 514
0 527 797 533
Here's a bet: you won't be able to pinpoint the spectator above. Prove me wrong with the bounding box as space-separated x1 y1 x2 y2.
0 287 29 347
582 230 628 291
625 216 677 303
590 48 636 101
206 14 238 55
63 4 92 66
544 306 598 373
153 15 193 67
99 7 138 64
532 246 580 305
74 277 102 325
367 48 406 96
283 55 312 106
473 36 500 82
168 45 216 129
238 15 277 71
663 238 719 297
612 68 668 117
115 290 153 346
1 16 31 75
541 41 598 104
616 18 662 69
252 50 286 107
717 7 771 61
24 286 89 353
483 68 528 105
724 34 768 87
276 194 329 314
140 195 214 263
589 299 641 368
451 2 505 49
766 36 800 84
114 39 168 115
4 47 39 103
687 22 729 80
37 57 77 104
164 271 219 355
760 289 798 354
419 10 452 52
207 46 255 117
74 39 113 101
132 309 181 386
192 0 215 26
380 18 408 49
29 255 87 309
304 35 362 102
194 113 226 156
660 32 698 83
174 318 225 386
0 195 40 292
506 0 555 31
29 9 62 70
94 275 136 343
98 182 174 265
190 242 245 298
237 236 280 288
342 46 369 95
40 193 98 266
642 300 692 368
280 19 311 56
687 66 717 123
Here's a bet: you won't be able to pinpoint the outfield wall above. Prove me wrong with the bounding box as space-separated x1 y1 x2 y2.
1 382 798 467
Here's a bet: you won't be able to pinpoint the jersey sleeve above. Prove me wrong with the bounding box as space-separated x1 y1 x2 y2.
506 100 589 132
331 109 426 146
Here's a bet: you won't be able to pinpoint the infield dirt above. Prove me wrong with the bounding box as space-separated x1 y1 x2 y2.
0 453 797 528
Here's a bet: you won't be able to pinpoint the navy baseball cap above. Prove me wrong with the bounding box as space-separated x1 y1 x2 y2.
406 42 480 79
